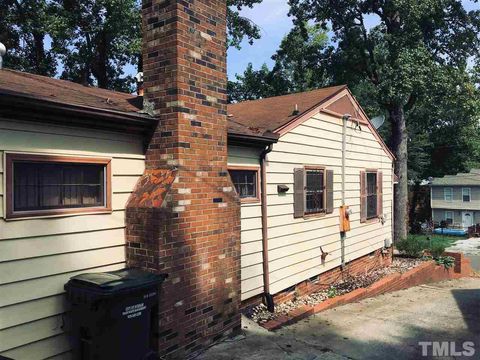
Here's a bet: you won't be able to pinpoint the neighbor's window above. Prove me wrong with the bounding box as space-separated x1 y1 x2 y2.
229 168 259 202
6 154 111 219
305 168 325 214
366 172 378 219
462 188 471 202
445 211 454 225
444 187 453 201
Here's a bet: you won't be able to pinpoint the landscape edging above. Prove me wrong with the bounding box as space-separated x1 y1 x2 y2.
263 253 472 331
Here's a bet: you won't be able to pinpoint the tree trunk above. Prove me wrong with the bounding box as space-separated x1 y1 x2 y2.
390 104 408 242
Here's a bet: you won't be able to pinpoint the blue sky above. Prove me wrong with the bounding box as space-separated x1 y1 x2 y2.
227 0 479 80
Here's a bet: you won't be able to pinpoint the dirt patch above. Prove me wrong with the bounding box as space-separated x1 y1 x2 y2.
246 257 424 324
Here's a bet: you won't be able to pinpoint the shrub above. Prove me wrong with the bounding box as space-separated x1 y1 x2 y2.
396 235 429 258
429 242 446 258
435 256 455 269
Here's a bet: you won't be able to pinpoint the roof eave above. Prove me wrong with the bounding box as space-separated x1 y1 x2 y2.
0 92 156 135
228 131 279 147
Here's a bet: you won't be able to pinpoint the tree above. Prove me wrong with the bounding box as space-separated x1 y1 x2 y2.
228 24 330 102
271 23 330 92
0 0 56 76
288 0 480 241
228 0 262 49
1 0 264 91
49 0 141 91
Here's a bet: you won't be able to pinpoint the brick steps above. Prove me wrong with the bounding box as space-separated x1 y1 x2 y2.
263 253 473 331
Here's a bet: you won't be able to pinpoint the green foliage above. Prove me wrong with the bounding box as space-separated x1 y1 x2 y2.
227 0 262 49
396 235 429 258
327 286 338 298
228 24 330 102
435 256 455 269
0 0 57 76
1 0 265 91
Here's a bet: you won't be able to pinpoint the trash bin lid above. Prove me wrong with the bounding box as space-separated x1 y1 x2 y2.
66 268 167 295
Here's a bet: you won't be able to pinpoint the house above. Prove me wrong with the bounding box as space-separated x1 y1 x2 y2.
430 169 480 228
0 1 394 358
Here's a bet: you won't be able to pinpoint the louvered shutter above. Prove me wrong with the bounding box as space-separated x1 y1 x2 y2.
326 170 334 214
294 168 305 218
360 171 367 223
377 171 383 216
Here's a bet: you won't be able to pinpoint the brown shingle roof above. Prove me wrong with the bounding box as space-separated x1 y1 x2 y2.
0 69 344 143
226 85 347 133
0 68 142 114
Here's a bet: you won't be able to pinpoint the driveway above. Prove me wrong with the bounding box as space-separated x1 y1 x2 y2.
200 278 480 360
447 237 480 272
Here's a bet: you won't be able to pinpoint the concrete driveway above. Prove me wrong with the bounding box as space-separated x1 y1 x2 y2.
447 237 480 272
200 278 480 360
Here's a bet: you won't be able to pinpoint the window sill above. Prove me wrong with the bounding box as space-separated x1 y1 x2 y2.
303 211 327 219
240 197 261 204
5 207 113 221
364 217 380 224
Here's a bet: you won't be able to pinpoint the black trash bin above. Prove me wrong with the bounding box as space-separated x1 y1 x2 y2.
65 268 167 360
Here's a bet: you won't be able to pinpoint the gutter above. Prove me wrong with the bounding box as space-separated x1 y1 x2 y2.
260 143 275 312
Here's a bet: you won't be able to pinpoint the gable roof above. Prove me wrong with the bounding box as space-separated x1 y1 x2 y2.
227 86 395 160
430 169 480 186
226 85 347 133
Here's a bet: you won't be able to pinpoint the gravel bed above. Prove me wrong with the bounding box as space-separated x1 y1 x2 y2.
246 257 425 324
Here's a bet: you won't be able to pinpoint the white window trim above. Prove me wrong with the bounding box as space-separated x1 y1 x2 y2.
444 187 453 202
445 211 454 223
462 187 471 202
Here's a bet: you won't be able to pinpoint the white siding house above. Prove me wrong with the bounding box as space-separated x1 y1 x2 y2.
0 118 146 359
228 86 394 299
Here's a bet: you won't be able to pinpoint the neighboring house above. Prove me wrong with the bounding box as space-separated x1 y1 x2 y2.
430 169 480 228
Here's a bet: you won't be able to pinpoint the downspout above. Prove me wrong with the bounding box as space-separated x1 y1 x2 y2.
261 144 274 312
341 114 351 268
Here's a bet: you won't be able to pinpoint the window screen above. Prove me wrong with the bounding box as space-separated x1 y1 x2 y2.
462 188 471 202
13 162 105 212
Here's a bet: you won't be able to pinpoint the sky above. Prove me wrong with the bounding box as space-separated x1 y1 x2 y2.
227 0 479 80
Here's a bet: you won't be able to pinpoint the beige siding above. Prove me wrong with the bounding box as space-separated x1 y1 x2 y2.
228 146 264 301
265 112 393 295
431 186 480 211
0 119 144 359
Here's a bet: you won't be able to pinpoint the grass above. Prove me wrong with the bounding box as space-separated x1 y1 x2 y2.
409 234 460 249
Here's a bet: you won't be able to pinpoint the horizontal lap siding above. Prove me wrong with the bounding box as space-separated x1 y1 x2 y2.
0 119 144 359
228 146 264 301
266 113 393 295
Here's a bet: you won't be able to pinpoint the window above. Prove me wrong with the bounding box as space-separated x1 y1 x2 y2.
229 167 259 202
305 168 325 214
445 211 454 225
444 187 453 201
293 167 334 218
462 188 471 202
6 154 111 219
360 170 383 223
366 172 378 219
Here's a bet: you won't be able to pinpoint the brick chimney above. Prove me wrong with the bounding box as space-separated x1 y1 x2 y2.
126 0 241 357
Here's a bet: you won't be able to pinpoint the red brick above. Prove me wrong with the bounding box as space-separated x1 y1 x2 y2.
125 1 241 357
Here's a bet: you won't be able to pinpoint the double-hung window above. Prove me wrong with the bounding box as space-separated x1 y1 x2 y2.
462 188 471 202
445 211 454 225
360 170 383 223
6 153 112 219
444 188 453 202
